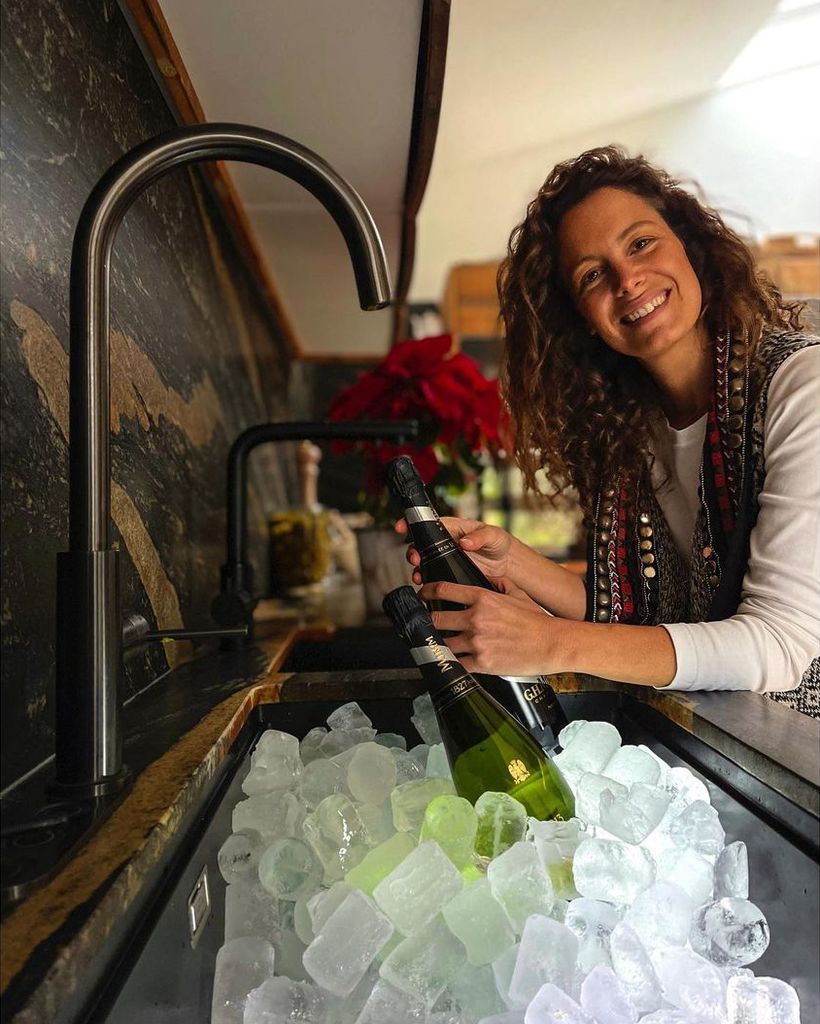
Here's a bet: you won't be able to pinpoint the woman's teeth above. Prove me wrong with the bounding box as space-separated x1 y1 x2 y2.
624 292 668 323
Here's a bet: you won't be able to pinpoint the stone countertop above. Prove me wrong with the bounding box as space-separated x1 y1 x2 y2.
1 578 818 1021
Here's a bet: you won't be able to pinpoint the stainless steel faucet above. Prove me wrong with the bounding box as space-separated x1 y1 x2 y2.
55 123 391 796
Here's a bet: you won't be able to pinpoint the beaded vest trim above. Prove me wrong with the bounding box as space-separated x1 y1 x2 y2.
585 328 819 715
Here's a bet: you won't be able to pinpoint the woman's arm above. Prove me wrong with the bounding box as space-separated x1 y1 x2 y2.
661 345 820 693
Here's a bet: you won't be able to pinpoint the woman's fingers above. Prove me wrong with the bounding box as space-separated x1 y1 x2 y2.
417 580 482 606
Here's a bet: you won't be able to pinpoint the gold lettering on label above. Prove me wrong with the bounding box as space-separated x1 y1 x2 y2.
508 759 530 783
425 635 453 673
523 682 545 702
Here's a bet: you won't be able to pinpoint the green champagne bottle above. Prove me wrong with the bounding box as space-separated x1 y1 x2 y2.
383 586 574 821
386 455 567 751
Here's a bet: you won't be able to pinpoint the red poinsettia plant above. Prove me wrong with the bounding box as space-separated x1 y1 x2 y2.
328 334 509 523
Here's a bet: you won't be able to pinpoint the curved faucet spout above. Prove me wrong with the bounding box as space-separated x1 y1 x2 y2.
71 122 391 552
57 124 392 793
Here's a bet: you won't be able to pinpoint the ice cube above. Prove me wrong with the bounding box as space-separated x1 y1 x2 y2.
726 974 801 1024
346 742 398 804
302 889 394 997
411 692 442 745
374 732 407 750
572 838 656 904
251 729 300 768
715 841 749 899
242 977 326 1024
475 1012 525 1024
356 799 397 847
602 745 661 787
211 936 276 1024
241 761 302 796
391 778 456 834
224 881 279 943
474 792 528 859
302 794 370 883
558 719 588 749
353 976 426 1023
345 831 417 895
623 881 695 952
657 846 714 905
306 881 352 933
299 758 346 810
379 914 468 1008
660 766 710 818
232 791 304 841
575 773 628 827
579 964 637 1024
491 943 521 1010
564 898 621 973
667 800 725 858
508 914 577 1006
420 795 478 869
626 783 670 831
653 947 728 1023
528 818 585 900
447 962 507 1021
442 879 515 965
487 841 554 935
426 743 452 780
271 925 309 984
293 893 316 945
373 839 464 935
609 922 662 1014
599 788 657 844
392 749 426 784
299 726 328 765
523 983 592 1023
258 837 322 901
690 898 770 967
553 721 621 775
320 727 376 758
327 701 373 731
218 829 266 884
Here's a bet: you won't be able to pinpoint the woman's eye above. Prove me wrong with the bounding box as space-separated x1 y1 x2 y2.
632 237 652 252
580 268 600 288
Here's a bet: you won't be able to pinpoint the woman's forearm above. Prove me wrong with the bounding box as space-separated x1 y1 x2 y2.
507 539 587 621
555 620 677 686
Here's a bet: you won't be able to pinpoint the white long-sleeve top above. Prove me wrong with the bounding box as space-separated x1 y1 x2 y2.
655 345 820 693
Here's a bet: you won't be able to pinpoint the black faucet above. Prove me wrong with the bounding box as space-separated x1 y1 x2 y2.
55 123 392 797
211 419 419 635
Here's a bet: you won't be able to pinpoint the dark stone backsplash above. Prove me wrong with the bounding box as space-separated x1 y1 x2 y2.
0 0 310 789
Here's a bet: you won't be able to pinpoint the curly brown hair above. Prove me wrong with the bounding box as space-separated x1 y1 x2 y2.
498 145 804 519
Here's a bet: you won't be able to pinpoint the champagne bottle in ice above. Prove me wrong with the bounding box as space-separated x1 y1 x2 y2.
386 455 567 751
383 586 574 821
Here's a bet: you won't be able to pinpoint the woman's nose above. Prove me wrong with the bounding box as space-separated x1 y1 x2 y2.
613 260 644 297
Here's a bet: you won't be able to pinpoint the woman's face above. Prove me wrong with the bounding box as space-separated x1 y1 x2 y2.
557 187 707 369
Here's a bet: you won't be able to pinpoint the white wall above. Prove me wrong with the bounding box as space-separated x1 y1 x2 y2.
411 64 820 302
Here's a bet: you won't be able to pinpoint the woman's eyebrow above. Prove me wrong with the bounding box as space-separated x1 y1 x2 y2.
568 219 659 278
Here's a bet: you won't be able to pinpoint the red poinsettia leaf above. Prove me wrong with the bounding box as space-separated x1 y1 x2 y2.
383 334 453 376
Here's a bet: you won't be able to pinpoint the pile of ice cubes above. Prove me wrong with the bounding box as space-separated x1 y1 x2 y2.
211 698 799 1024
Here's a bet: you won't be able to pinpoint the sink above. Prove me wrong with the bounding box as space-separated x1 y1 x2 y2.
279 625 416 672
93 691 819 1023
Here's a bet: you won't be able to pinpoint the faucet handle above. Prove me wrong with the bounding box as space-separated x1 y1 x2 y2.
122 612 248 649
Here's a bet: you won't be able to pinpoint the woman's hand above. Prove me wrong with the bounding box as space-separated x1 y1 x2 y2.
395 516 515 587
417 579 564 677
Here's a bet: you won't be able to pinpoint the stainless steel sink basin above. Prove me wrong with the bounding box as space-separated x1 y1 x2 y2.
280 625 415 672
95 690 820 1024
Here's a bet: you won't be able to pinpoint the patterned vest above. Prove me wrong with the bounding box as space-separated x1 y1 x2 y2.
585 328 819 716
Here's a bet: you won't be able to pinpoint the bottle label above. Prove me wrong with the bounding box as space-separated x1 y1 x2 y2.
409 643 459 667
432 671 480 714
405 505 440 525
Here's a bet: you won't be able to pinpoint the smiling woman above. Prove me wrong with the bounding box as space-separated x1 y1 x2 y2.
405 147 820 715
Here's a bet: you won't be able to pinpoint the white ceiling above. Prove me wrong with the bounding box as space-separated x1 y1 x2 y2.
158 0 790 353
433 0 777 170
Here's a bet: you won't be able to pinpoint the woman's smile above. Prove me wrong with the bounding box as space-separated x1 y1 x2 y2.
620 288 670 325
